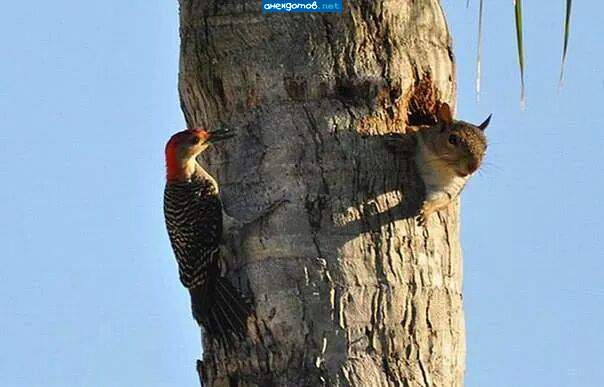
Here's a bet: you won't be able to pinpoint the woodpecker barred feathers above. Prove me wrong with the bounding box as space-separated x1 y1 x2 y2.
164 128 250 341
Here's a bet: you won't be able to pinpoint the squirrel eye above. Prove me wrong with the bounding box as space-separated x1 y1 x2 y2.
189 136 201 144
448 134 459 146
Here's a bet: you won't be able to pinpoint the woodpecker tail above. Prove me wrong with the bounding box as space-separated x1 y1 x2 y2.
189 277 251 343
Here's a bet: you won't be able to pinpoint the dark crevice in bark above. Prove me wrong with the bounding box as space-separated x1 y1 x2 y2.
407 73 440 127
302 105 330 263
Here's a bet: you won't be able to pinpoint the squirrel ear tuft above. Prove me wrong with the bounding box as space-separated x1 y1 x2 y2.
478 114 492 131
437 103 454 124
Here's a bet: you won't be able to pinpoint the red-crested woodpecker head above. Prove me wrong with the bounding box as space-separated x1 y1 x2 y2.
165 128 234 182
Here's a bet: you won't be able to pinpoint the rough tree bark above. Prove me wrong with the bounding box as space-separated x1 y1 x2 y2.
178 1 462 386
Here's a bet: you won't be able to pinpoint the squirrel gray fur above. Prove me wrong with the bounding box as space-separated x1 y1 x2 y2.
414 103 491 225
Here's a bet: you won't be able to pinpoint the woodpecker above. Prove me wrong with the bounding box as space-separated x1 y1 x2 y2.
164 128 249 341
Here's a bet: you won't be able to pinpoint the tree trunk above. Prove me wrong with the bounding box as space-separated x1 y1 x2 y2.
178 1 462 386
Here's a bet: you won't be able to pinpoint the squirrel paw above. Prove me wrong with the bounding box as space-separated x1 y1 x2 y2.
417 201 435 226
417 213 429 226
416 214 426 226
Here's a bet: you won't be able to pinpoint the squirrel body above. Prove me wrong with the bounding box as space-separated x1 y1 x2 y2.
415 103 490 225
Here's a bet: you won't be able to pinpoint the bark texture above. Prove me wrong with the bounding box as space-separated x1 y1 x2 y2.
178 1 463 386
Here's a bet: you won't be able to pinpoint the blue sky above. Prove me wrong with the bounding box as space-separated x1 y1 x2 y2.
0 1 602 386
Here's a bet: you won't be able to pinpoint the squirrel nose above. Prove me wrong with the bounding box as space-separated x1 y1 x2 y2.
467 160 479 174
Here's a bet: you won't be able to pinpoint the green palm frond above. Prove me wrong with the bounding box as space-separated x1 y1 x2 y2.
514 0 526 107
559 0 572 89
475 0 484 101
468 0 573 105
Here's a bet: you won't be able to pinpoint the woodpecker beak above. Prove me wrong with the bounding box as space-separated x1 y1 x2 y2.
206 128 235 143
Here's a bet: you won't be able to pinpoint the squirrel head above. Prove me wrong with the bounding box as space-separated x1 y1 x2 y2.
425 103 491 177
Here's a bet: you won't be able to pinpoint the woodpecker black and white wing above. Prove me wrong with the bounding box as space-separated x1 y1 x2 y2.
164 177 250 341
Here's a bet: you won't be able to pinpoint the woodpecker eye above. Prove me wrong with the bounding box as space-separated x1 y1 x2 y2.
448 134 460 146
189 136 201 145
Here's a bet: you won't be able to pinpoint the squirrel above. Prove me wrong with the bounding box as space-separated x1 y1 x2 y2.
413 103 491 225
383 102 491 225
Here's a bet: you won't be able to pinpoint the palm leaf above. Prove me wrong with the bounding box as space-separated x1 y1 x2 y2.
475 0 484 101
514 0 526 107
559 0 572 89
